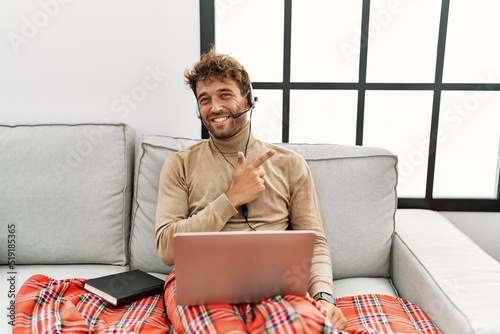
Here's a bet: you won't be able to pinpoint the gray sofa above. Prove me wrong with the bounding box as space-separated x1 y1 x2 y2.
1 123 499 333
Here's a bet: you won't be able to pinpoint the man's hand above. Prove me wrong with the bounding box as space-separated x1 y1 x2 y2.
318 300 347 330
225 149 276 207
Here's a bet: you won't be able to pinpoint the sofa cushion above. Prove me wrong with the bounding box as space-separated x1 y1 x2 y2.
280 143 398 279
332 277 397 298
130 136 198 273
0 124 135 265
130 136 398 279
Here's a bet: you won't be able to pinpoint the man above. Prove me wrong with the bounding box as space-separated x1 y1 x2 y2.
155 48 346 333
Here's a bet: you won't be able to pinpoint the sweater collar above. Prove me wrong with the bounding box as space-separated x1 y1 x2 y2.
208 123 255 154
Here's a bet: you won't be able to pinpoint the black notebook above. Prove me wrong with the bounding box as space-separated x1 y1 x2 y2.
84 270 165 306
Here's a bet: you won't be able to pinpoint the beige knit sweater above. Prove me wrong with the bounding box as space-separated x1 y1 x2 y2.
155 124 334 297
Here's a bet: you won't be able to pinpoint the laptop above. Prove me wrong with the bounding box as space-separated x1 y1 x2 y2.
173 230 315 306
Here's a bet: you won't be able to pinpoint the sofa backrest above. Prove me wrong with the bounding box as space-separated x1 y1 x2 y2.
0 124 135 265
130 136 199 273
130 135 398 280
280 143 398 279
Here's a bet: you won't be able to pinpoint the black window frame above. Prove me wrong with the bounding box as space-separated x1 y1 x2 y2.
199 0 500 212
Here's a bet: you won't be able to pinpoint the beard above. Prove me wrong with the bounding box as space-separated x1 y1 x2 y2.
203 114 248 139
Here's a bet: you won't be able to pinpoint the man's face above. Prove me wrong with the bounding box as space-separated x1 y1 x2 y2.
196 78 249 139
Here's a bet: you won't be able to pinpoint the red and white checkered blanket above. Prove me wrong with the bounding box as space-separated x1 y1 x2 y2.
13 274 441 333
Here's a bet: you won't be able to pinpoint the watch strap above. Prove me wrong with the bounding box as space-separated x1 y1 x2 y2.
313 292 336 305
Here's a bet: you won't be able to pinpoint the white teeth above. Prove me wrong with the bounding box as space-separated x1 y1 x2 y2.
213 117 228 123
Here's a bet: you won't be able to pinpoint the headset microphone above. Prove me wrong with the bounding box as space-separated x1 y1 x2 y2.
232 96 258 119
231 106 252 119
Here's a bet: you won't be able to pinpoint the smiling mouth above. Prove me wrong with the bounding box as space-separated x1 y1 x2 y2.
212 116 230 123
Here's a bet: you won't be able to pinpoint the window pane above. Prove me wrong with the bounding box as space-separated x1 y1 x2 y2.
289 90 358 144
290 0 362 82
433 91 500 198
366 0 441 83
363 91 434 198
443 0 500 83
215 0 284 82
251 89 283 144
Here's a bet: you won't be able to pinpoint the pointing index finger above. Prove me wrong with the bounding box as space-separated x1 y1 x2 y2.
250 149 276 168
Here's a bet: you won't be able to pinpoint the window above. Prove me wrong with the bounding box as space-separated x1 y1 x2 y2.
201 0 500 211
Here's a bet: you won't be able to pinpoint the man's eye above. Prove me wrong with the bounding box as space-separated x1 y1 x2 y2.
199 98 209 105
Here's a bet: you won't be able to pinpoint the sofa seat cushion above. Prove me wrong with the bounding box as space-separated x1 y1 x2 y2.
332 277 398 299
0 124 135 266
1 264 130 293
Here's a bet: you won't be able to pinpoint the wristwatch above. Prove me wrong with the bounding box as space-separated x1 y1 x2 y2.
313 292 336 305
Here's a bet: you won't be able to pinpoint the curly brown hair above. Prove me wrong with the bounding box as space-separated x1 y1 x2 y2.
184 48 251 99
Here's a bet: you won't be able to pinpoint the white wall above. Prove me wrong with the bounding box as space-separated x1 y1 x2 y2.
0 0 201 141
1 0 498 263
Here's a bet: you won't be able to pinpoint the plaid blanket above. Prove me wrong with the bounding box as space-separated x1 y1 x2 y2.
14 274 173 333
337 294 441 333
14 275 441 333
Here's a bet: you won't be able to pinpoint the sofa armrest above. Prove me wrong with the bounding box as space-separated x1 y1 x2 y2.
392 209 500 334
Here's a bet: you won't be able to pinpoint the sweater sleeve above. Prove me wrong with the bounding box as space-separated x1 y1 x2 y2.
287 154 334 297
155 154 238 266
